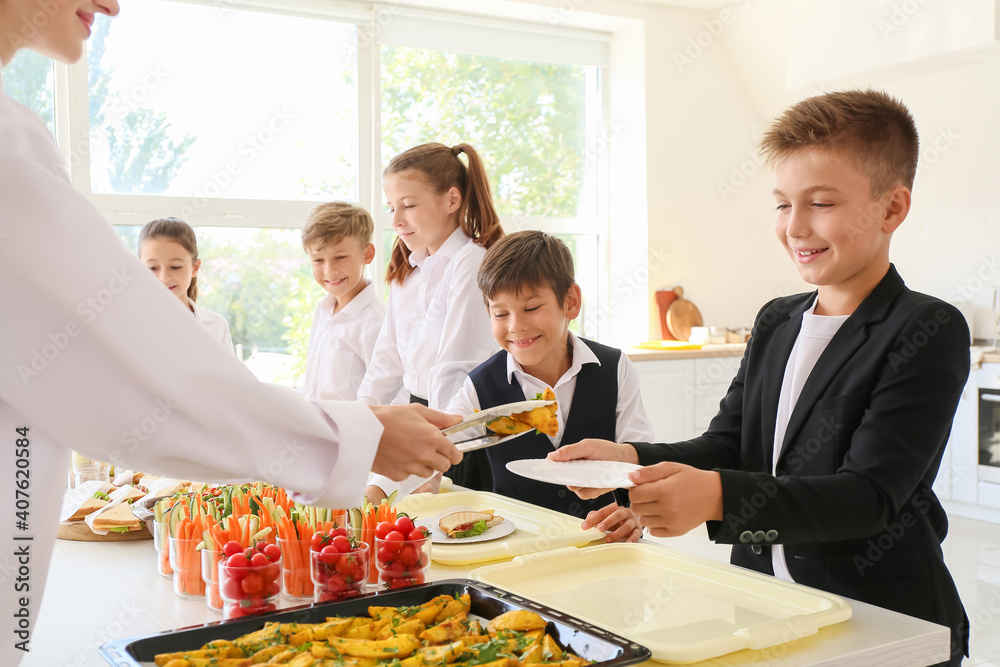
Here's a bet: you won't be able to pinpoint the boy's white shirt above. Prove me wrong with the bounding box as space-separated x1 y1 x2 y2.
0 72 380 665
369 332 654 497
771 298 849 582
303 280 385 402
190 300 236 354
357 226 498 410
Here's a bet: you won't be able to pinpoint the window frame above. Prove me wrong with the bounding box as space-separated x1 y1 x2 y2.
54 0 617 342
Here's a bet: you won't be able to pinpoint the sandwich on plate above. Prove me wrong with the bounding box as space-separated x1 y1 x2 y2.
439 510 504 538
92 503 143 534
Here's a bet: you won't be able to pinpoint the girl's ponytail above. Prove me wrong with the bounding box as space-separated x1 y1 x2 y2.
452 144 503 250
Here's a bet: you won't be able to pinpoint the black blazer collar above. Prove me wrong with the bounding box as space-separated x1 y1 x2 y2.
770 265 906 467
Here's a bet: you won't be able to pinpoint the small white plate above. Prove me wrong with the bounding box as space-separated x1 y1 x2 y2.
417 505 516 544
505 459 642 489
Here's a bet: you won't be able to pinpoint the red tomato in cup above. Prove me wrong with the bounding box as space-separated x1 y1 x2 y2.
394 516 415 535
375 521 394 540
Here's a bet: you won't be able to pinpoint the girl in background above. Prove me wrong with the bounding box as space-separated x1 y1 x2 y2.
139 217 234 353
360 142 504 496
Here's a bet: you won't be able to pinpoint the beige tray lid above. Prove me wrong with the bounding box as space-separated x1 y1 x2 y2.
470 543 852 664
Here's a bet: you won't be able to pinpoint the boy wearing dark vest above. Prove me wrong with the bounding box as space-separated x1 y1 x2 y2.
457 230 654 542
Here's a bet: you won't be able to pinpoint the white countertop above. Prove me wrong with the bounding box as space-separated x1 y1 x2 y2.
23 529 950 666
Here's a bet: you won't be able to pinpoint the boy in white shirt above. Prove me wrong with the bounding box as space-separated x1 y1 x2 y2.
301 202 384 401
368 231 653 542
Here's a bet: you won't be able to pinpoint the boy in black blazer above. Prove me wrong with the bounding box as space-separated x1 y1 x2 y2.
553 90 969 665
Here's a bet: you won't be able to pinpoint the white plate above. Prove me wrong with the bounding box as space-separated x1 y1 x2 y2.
417 505 516 544
505 459 642 489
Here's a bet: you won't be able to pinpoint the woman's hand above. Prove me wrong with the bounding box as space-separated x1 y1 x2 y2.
549 439 640 499
370 404 462 480
582 502 642 543
627 463 723 537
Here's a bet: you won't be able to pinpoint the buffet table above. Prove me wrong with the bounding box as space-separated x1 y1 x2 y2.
23 535 950 667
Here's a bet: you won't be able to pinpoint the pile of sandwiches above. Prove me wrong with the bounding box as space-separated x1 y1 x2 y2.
67 471 188 534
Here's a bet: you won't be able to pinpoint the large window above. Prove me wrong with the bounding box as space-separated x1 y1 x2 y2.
88 2 359 201
4 50 55 134
45 1 612 384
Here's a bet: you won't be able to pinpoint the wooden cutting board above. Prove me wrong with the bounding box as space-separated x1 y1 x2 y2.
666 286 704 342
57 521 152 542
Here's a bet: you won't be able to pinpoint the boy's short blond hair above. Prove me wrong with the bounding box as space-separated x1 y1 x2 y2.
758 89 919 197
301 202 374 251
478 231 574 306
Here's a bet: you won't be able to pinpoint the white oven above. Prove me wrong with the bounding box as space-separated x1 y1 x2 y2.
948 362 1000 517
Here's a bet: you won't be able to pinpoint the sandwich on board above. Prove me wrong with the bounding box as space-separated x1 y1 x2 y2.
92 503 143 534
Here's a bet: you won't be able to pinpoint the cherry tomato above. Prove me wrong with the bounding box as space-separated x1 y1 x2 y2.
377 546 396 564
418 553 430 569
331 535 352 553
222 540 243 558
263 544 282 562
226 553 250 569
250 552 269 568
241 572 264 595
408 528 428 541
394 516 415 534
221 576 244 600
329 525 348 538
311 531 332 551
399 544 419 566
384 531 405 550
375 521 394 541
326 573 348 593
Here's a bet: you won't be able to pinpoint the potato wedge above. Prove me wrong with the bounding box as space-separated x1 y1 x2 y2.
436 595 472 623
154 647 241 666
314 618 355 640
247 644 290 664
421 612 470 643
378 618 426 639
328 634 422 658
487 611 547 634
541 635 563 661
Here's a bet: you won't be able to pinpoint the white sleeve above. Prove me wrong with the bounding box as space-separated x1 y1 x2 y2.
0 135 380 511
425 249 496 410
615 353 656 443
357 289 406 405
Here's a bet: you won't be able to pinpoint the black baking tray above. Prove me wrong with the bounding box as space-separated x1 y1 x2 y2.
99 578 651 666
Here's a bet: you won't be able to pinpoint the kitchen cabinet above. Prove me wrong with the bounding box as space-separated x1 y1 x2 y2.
629 348 743 442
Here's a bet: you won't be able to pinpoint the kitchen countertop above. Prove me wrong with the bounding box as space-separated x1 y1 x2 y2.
626 343 746 362
25 525 949 666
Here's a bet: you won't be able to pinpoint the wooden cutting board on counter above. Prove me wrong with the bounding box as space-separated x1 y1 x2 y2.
665 286 703 341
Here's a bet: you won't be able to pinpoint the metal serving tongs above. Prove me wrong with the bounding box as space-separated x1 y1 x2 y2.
443 399 556 453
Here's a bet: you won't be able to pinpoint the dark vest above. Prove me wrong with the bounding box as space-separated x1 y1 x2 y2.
469 338 620 519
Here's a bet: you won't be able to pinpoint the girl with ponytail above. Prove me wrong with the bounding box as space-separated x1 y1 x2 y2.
361 143 504 497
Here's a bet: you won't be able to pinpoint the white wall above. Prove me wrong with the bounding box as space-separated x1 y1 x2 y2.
506 0 1000 341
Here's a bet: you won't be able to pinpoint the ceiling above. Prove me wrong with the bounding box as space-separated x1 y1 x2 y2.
628 0 742 9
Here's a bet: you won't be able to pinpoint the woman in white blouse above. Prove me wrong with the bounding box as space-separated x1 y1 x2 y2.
0 3 460 663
